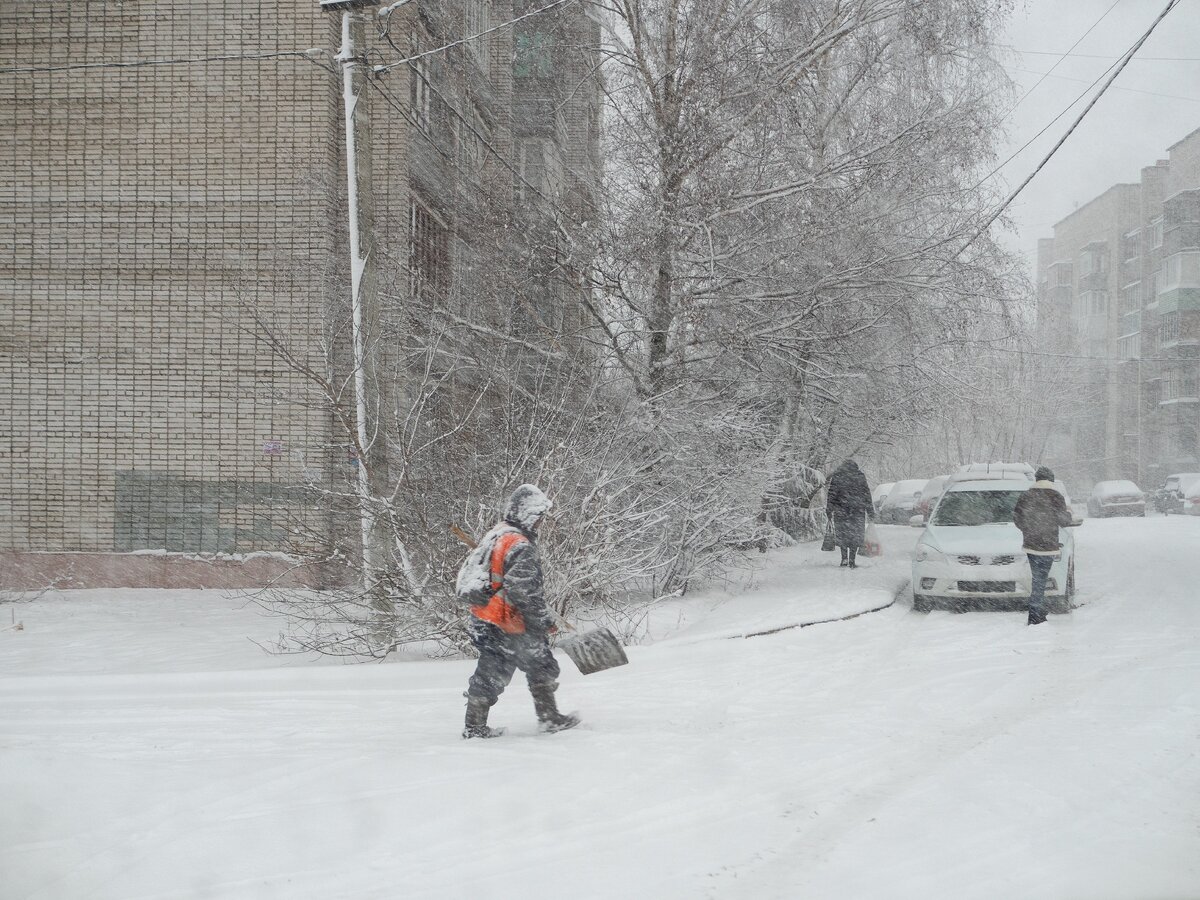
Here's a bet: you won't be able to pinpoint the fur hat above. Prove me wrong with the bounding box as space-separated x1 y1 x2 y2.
1034 466 1054 482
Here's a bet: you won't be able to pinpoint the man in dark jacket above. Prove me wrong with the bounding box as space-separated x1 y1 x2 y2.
460 484 580 738
826 459 874 568
1012 466 1073 625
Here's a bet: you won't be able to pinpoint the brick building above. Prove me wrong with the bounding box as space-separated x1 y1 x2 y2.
1036 127 1200 493
0 0 601 586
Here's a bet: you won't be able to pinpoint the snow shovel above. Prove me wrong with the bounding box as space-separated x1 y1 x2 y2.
556 626 629 675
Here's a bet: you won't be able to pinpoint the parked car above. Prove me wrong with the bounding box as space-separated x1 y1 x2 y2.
910 477 1080 614
1086 480 1146 518
879 479 928 524
916 475 950 518
1184 479 1200 516
1153 472 1200 515
872 482 895 516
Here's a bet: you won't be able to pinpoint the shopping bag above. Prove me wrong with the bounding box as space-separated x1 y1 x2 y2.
862 520 882 557
821 514 836 551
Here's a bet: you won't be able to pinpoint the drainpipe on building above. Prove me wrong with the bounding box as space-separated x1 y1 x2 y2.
325 0 392 615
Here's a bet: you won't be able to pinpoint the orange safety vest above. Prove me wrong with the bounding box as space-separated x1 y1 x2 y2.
470 531 528 634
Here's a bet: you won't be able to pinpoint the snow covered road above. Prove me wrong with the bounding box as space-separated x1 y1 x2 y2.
2 518 1199 899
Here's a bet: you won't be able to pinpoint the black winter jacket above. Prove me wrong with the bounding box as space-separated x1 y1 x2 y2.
827 460 873 547
1013 481 1073 554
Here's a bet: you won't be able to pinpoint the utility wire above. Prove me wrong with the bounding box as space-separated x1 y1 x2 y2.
955 0 1183 262
1012 49 1200 61
374 0 577 74
0 49 330 75
984 344 1200 365
1001 0 1123 119
1009 67 1200 103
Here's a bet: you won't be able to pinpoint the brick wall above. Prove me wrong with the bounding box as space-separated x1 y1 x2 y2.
1 1 337 555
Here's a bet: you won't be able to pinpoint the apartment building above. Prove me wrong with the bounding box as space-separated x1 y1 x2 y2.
0 0 601 586
1036 127 1200 493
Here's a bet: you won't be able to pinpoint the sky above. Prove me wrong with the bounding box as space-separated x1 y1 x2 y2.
994 0 1200 275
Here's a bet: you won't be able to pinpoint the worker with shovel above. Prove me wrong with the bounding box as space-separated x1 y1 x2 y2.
457 484 581 739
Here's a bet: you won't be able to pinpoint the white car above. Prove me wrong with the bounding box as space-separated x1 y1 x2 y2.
916 475 950 519
1086 480 1146 518
911 477 1079 614
879 479 928 524
873 482 895 516
1184 479 1200 516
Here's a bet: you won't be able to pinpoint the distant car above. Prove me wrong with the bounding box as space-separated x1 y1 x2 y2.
1153 473 1200 515
916 475 950 518
879 479 928 524
872 482 895 516
911 477 1079 614
1184 479 1200 516
1086 480 1146 518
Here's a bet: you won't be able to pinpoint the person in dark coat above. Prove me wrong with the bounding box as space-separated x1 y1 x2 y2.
1012 466 1073 625
826 459 874 568
458 484 580 738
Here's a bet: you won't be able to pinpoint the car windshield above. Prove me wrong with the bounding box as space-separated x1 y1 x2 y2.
931 490 1024 526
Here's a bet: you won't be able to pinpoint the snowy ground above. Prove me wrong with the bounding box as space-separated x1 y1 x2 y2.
3 518 1199 899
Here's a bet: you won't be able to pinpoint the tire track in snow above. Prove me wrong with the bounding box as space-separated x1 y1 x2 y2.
702 598 1188 898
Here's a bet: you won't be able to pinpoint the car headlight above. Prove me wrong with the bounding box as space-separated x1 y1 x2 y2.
915 545 944 563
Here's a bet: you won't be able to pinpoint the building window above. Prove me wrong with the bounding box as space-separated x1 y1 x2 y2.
1080 248 1108 277
410 58 431 135
515 139 541 202
1151 218 1164 249
1079 291 1108 316
515 32 554 78
1119 334 1140 360
1052 262 1073 287
1163 251 1200 291
459 102 492 177
1122 229 1141 262
465 0 490 73
1162 370 1197 402
409 199 449 300
1161 311 1181 346
1120 283 1140 314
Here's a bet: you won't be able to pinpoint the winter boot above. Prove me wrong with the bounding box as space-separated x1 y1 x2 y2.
462 696 504 739
530 683 580 734
847 547 858 569
839 548 849 567
1027 607 1047 626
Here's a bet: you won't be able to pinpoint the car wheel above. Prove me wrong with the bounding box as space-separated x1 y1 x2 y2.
1051 563 1075 615
912 594 933 613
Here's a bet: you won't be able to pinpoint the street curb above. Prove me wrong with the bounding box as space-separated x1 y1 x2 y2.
741 580 911 639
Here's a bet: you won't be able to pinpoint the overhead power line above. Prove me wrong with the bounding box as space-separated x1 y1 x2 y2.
1013 49 1200 61
374 0 577 74
955 0 1184 261
1009 67 1200 104
0 49 330 75
1002 0 1123 120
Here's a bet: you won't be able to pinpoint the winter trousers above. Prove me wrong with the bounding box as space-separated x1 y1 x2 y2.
466 619 560 706
1027 554 1054 618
